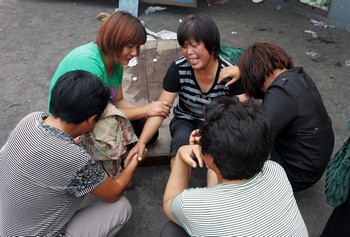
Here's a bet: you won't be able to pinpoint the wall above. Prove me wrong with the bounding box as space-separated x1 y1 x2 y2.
327 0 350 32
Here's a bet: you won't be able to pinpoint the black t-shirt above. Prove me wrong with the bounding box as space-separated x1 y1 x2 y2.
163 55 245 121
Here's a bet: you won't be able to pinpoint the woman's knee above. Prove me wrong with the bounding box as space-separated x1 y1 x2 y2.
115 196 132 222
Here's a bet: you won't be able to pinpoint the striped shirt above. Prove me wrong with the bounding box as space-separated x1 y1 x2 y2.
0 112 106 236
171 161 308 237
163 55 245 121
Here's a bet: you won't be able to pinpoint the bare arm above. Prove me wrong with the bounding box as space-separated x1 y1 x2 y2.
163 145 204 224
115 85 172 120
90 151 146 203
124 90 177 166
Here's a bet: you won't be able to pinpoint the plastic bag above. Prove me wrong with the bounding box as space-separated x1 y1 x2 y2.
220 44 245 64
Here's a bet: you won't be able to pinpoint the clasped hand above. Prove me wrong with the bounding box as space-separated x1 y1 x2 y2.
124 142 147 167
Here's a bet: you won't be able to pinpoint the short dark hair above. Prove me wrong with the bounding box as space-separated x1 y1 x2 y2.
200 97 274 180
49 70 110 124
238 42 294 98
177 13 221 57
96 11 146 57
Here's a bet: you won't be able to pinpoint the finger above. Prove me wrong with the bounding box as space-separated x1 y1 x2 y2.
162 105 172 112
163 108 170 114
124 155 133 167
138 145 148 160
159 112 167 118
224 78 238 87
132 153 141 162
194 136 201 145
190 129 199 137
161 101 173 109
192 146 204 168
189 136 200 145
138 148 148 162
218 69 230 82
189 137 195 145
217 74 225 83
186 154 198 168
189 129 200 144
184 147 199 168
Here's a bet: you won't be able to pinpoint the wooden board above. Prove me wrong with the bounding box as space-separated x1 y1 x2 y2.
123 39 181 166
123 39 180 104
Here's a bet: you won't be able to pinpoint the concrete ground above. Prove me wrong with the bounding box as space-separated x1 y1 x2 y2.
1 0 350 236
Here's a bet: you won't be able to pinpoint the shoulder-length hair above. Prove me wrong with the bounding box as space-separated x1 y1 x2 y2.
96 11 146 57
238 42 294 98
177 13 221 57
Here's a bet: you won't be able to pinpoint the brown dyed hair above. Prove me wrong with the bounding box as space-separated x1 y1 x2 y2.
96 11 146 58
238 42 294 98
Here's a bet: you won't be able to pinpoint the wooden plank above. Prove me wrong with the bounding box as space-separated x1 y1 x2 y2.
148 39 179 101
144 39 158 103
146 39 178 161
123 43 149 104
124 39 181 103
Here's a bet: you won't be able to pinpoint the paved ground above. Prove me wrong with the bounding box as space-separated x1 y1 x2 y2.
1 0 350 236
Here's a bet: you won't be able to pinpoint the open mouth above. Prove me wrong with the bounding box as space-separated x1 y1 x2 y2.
189 58 199 64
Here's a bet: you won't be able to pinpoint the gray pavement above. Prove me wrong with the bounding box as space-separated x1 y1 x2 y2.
1 0 350 236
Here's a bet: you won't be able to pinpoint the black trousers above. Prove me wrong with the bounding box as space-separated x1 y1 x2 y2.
321 193 350 237
160 221 190 237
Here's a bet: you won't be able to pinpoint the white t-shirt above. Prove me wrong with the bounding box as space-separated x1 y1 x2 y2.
171 160 308 236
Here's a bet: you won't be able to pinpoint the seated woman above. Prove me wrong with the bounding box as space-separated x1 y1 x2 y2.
47 11 172 146
217 42 334 192
124 13 248 169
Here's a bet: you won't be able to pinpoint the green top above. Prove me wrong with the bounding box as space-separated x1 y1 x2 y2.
48 42 123 111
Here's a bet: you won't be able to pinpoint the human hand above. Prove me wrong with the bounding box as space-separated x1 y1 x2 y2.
145 100 172 118
177 145 204 168
124 141 148 167
217 66 241 87
189 129 201 145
